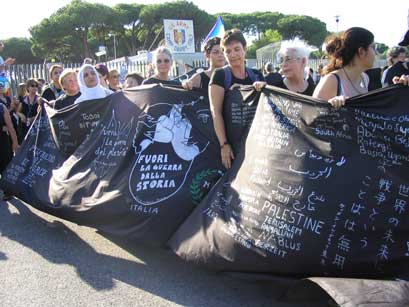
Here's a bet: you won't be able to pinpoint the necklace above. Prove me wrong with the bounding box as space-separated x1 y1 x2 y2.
343 67 365 96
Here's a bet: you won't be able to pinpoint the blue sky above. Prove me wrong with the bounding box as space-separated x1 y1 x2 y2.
1 0 407 48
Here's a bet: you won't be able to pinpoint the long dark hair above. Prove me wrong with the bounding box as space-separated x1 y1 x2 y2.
325 27 374 73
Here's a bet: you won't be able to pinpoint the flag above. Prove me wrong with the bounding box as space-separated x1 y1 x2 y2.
399 9 409 46
204 16 225 43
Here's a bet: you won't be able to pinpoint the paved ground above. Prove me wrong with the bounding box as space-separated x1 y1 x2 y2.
0 197 314 307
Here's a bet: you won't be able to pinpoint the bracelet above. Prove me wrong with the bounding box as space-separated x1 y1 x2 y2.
220 141 229 148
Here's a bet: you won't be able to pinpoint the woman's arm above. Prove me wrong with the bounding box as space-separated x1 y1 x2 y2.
182 72 201 90
209 83 234 169
3 105 19 153
313 74 346 109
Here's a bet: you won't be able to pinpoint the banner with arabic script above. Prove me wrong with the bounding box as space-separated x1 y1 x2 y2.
170 85 409 278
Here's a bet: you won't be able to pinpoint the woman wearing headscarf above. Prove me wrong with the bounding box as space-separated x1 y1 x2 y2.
75 64 112 104
142 47 181 86
271 40 315 96
182 37 225 90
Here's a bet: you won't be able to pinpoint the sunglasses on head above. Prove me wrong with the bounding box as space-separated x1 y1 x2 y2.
156 59 170 64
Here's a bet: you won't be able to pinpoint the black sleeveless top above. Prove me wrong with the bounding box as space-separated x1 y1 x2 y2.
199 71 210 89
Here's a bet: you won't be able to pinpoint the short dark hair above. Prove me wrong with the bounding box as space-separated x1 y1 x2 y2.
221 29 247 50
204 37 221 54
95 63 109 78
125 73 144 85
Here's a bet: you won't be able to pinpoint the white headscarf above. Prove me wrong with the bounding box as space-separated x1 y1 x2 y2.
75 64 112 104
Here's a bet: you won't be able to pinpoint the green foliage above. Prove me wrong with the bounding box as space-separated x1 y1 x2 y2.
21 1 389 63
247 30 282 58
277 15 328 47
1 38 42 64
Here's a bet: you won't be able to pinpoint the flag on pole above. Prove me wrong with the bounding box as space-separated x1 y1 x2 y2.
204 16 225 43
399 9 409 46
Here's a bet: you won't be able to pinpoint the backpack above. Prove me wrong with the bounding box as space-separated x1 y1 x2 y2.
223 65 260 91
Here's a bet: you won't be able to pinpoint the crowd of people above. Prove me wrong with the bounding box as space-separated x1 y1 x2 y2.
1 26 409 198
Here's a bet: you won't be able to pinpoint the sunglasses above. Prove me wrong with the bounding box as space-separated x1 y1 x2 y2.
29 84 38 88
156 59 170 64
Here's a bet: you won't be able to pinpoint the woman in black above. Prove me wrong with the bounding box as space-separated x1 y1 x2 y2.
272 41 315 96
142 47 181 86
0 103 18 174
209 29 265 169
18 79 40 137
182 37 225 90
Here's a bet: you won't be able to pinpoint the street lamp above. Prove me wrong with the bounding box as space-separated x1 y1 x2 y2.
334 15 340 32
108 33 117 60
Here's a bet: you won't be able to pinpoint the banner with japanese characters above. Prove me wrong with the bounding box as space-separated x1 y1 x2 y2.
170 85 409 278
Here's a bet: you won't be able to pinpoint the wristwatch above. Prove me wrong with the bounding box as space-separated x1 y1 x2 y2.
220 141 229 148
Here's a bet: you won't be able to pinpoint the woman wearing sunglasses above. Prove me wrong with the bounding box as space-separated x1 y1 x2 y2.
142 47 181 86
182 37 226 90
18 79 40 136
108 69 122 92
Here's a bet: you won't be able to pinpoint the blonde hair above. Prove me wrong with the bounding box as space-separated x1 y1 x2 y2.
59 69 77 87
153 46 173 63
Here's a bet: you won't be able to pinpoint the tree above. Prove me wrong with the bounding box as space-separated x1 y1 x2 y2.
247 30 282 58
139 1 213 51
218 12 283 39
113 3 145 56
2 38 42 64
277 15 328 47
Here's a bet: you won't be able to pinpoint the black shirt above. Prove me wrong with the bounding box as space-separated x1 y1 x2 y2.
210 67 264 89
199 72 210 89
384 62 409 86
265 72 283 85
42 84 64 102
142 77 181 86
53 92 81 110
272 79 316 96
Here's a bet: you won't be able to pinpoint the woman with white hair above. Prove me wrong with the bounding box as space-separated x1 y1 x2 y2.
272 40 315 96
74 64 112 104
142 46 181 85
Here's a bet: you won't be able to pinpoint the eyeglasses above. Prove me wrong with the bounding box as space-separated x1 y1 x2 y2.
278 56 300 65
156 59 170 64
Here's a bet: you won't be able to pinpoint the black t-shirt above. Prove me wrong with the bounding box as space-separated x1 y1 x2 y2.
210 67 264 89
265 72 283 85
0 96 11 109
21 95 39 119
142 77 181 86
42 84 64 102
272 79 316 96
384 62 409 86
53 92 81 110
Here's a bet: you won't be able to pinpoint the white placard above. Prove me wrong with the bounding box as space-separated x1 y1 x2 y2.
163 19 195 53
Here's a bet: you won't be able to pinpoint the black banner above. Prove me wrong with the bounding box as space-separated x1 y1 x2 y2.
169 85 409 278
1 85 224 246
